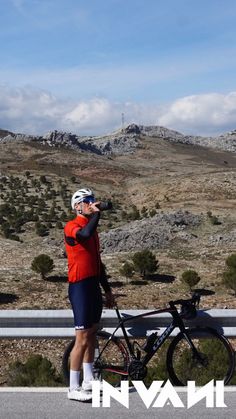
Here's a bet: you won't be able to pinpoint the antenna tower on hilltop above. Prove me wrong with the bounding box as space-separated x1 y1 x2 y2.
121 113 125 130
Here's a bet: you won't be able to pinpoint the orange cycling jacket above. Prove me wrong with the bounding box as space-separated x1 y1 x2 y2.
64 214 101 283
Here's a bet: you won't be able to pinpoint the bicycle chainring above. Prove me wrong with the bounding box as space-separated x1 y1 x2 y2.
128 360 147 380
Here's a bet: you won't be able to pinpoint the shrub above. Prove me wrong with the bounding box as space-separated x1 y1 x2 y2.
56 221 63 229
128 205 140 221
209 215 221 225
35 222 48 237
119 262 134 279
8 354 64 386
222 254 236 295
225 254 236 270
132 249 158 278
40 175 47 184
181 270 201 290
31 254 54 279
222 269 236 295
149 209 157 217
1 221 11 238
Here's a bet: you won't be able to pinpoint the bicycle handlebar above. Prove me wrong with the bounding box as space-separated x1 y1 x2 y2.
169 292 201 309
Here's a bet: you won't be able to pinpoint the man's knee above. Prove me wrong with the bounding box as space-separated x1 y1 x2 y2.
75 327 96 346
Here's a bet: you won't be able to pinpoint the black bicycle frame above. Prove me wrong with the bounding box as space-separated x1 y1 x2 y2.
96 304 188 368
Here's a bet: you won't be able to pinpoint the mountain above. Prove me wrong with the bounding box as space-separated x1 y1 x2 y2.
1 123 236 388
0 124 236 154
0 121 236 312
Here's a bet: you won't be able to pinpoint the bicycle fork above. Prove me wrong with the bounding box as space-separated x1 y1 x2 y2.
182 331 208 366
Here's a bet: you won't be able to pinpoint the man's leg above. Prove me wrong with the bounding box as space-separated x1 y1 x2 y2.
70 325 97 371
82 323 99 384
68 326 96 401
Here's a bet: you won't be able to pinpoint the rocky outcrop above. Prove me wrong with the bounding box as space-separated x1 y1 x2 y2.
209 229 236 245
0 124 236 155
100 210 201 253
139 125 236 153
0 128 139 155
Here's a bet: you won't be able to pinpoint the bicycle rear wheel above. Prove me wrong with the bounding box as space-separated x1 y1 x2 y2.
167 327 235 386
62 330 129 386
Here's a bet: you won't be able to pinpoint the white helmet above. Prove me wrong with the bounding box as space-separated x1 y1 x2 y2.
71 188 94 209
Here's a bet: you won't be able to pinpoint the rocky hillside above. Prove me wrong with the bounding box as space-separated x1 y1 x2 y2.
140 125 236 153
100 210 202 253
0 124 236 155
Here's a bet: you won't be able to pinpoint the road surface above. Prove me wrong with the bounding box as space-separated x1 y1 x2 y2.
0 387 235 419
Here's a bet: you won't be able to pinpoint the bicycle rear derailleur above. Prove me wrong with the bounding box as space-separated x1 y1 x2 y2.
128 360 147 380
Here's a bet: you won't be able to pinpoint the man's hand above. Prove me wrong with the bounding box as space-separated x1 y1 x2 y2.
90 201 100 213
104 291 116 308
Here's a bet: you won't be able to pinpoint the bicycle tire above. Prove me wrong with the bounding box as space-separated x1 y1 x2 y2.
62 330 129 386
167 327 235 386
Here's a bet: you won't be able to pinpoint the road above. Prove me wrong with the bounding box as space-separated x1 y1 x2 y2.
0 387 235 419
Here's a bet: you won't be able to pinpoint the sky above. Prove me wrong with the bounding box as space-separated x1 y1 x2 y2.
0 0 236 136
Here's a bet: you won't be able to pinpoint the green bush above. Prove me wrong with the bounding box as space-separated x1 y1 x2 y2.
35 222 48 237
132 249 158 278
209 215 221 225
119 262 134 279
149 209 157 217
31 254 54 279
56 221 63 229
128 205 140 221
40 175 47 184
8 354 64 386
181 270 201 290
222 254 236 295
226 254 236 270
222 269 236 295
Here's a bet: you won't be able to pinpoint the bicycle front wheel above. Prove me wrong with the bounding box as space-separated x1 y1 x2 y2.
167 327 235 386
62 331 129 387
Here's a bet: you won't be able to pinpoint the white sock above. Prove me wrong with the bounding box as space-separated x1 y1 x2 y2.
69 370 80 391
83 362 94 383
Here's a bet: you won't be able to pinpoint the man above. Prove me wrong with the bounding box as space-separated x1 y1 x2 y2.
64 187 115 402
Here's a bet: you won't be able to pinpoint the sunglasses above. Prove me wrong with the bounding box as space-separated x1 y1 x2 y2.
82 196 95 204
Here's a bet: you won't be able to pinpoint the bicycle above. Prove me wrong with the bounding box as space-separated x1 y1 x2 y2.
62 293 235 386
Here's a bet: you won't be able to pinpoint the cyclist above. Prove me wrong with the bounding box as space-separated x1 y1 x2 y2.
64 187 115 402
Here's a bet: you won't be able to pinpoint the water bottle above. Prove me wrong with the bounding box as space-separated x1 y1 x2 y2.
142 332 158 352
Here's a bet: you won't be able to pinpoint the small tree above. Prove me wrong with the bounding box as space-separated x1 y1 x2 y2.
209 215 221 225
149 209 157 217
222 254 236 295
226 254 236 270
132 249 158 278
119 262 134 280
181 270 201 291
222 269 236 295
35 221 48 237
31 254 54 279
56 221 63 229
40 175 47 184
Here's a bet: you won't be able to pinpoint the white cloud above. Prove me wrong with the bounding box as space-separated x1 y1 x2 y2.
158 92 236 135
0 84 236 137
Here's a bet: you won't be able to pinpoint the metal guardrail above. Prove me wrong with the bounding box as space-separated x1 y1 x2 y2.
0 309 236 338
